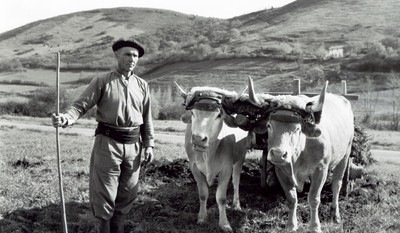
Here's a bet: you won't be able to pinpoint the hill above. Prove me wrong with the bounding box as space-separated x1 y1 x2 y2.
0 0 399 91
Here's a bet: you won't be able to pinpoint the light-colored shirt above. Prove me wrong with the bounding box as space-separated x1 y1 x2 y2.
65 70 154 147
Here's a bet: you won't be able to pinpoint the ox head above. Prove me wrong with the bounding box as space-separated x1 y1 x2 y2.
247 77 328 179
265 82 327 165
175 82 243 152
247 76 327 140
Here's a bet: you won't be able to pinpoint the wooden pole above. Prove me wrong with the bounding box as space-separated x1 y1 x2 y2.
293 79 301 95
56 52 68 233
342 80 347 95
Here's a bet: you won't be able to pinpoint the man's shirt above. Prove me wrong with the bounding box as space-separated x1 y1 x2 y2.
65 70 155 147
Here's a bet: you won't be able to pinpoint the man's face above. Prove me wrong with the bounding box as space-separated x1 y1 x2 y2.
115 47 139 73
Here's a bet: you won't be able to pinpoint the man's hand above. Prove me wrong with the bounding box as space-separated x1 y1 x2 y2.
142 147 154 165
51 113 68 128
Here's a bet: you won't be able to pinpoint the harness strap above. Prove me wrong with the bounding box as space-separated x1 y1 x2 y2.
268 107 319 125
185 92 223 111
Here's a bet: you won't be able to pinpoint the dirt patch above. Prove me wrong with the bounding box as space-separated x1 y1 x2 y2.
0 159 398 233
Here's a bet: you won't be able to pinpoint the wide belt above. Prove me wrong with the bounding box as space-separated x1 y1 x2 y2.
95 122 140 144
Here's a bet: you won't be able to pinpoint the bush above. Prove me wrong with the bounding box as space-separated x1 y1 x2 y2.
0 88 70 117
0 101 30 115
150 86 186 120
351 124 377 167
158 104 186 120
0 58 26 72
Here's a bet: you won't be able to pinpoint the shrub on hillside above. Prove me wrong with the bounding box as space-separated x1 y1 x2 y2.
151 86 186 120
0 58 26 72
351 124 377 167
0 88 71 117
25 88 70 117
158 104 186 120
305 66 325 86
0 101 30 115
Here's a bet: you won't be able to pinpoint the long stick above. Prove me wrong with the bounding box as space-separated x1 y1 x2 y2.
56 52 68 233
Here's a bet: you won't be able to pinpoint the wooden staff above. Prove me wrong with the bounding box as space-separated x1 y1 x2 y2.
56 52 68 233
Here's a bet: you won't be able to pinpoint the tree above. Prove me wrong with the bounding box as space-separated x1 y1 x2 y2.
360 75 379 125
387 72 400 130
229 28 241 41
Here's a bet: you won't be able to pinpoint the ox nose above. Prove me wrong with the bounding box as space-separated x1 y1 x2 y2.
269 148 288 163
192 134 208 144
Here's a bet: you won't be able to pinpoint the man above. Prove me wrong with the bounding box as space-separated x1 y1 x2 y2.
52 38 155 233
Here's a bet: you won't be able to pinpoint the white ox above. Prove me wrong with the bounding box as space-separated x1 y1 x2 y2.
176 83 249 232
249 79 354 233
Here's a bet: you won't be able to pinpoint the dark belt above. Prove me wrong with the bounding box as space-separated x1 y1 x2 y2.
95 122 140 144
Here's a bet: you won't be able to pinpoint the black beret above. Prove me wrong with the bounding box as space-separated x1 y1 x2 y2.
112 39 145 57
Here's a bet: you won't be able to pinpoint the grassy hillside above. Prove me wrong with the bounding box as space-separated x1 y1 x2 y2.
0 0 399 105
236 0 400 42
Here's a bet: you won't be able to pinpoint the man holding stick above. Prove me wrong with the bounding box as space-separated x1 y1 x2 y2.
52 38 155 233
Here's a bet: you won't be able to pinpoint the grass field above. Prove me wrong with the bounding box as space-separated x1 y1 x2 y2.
0 116 399 232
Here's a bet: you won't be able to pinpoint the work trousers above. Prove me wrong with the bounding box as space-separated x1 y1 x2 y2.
89 134 142 220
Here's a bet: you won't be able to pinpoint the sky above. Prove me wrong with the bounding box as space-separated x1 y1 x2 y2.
0 0 295 34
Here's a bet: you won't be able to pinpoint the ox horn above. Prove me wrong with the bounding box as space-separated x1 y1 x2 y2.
248 76 262 107
310 81 328 112
174 81 188 99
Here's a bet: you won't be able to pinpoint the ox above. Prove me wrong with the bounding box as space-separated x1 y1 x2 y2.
248 78 354 233
176 83 249 232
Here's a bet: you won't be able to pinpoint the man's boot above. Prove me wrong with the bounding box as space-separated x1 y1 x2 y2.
96 218 110 233
110 212 126 233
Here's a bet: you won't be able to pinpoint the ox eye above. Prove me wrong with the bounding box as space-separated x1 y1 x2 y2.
266 123 272 131
217 113 222 118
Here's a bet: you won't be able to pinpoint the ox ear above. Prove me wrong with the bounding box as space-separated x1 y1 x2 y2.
174 81 188 100
180 111 192 124
302 123 322 138
222 109 239 128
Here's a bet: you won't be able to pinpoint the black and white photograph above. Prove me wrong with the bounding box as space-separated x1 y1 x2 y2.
0 0 399 232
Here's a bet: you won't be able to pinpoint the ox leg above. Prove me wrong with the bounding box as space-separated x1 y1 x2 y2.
275 167 298 231
232 157 245 210
217 168 233 232
308 166 328 233
331 156 350 224
260 150 267 188
191 165 209 224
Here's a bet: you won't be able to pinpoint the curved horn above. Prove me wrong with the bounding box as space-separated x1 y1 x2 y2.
248 76 262 106
174 81 188 99
310 81 328 112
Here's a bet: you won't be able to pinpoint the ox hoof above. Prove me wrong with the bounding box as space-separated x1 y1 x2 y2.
309 226 322 233
333 216 342 224
220 224 233 232
287 225 298 232
233 204 242 211
331 212 341 224
330 209 341 223
197 219 206 225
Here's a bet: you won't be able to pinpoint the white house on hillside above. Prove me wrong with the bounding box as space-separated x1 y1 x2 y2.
326 45 344 58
